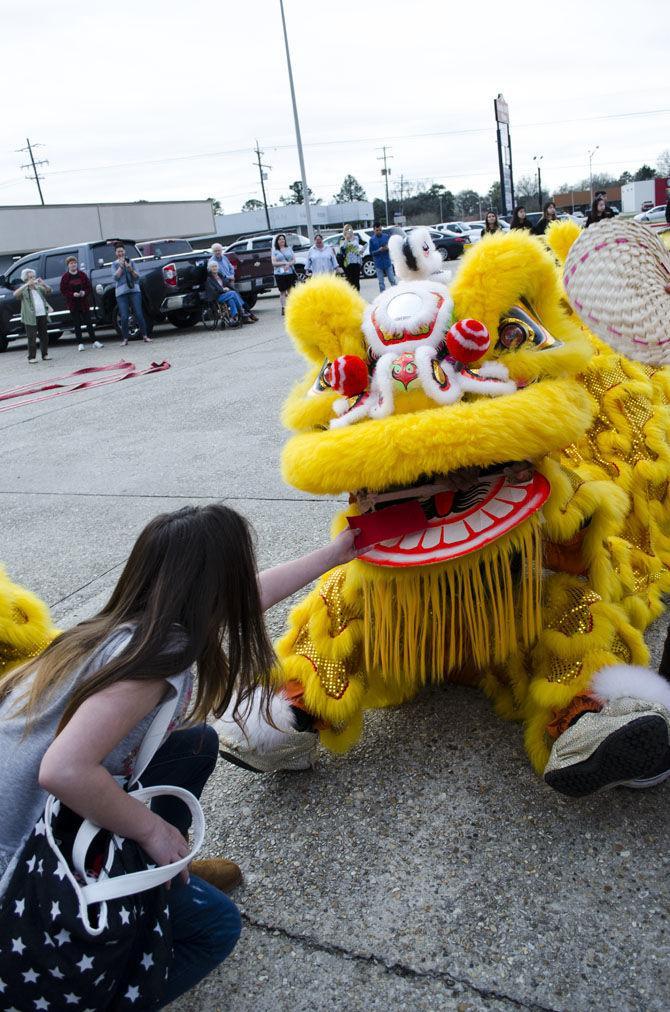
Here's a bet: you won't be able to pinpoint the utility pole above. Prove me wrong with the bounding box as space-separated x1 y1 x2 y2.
399 174 405 217
253 140 272 231
279 0 313 240
533 155 543 210
17 138 48 205
588 146 599 203
376 146 393 225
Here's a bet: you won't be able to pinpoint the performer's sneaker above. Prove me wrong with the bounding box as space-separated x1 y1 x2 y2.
544 696 670 797
217 729 318 773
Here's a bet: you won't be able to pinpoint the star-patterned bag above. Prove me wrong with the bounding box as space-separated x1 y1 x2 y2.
0 695 205 1011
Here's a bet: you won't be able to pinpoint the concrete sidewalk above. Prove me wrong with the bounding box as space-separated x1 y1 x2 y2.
1 281 668 1011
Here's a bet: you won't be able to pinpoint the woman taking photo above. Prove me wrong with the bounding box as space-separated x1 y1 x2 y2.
339 225 363 291
481 211 503 237
510 206 533 231
15 268 52 363
0 503 358 1007
271 234 297 315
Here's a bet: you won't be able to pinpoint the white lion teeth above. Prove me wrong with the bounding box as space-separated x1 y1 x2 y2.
466 510 495 532
420 526 443 549
483 498 515 518
399 530 424 550
496 486 527 503
439 520 469 544
380 536 403 548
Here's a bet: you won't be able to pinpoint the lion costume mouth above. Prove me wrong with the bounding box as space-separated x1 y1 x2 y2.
354 465 550 567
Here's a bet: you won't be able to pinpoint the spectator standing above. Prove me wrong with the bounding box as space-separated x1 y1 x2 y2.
510 206 533 231
532 201 558 236
585 194 615 227
208 244 258 322
60 255 103 352
15 268 52 363
206 262 250 326
305 234 339 276
112 245 151 346
481 211 503 237
368 222 397 292
665 191 670 225
271 234 296 316
339 224 363 291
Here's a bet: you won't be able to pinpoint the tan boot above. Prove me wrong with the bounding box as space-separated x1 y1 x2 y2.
190 858 242 892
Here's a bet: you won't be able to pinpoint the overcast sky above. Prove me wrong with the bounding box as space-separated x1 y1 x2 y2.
1 0 668 212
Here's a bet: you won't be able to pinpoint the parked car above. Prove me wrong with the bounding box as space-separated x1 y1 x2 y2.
635 205 668 225
403 226 469 261
434 221 472 238
0 237 273 350
224 232 312 279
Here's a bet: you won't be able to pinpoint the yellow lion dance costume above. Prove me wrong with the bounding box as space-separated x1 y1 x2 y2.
215 222 670 797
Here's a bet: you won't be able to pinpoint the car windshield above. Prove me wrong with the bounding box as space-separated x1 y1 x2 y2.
142 240 192 255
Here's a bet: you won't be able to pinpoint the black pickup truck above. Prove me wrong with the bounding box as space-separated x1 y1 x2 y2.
0 238 273 351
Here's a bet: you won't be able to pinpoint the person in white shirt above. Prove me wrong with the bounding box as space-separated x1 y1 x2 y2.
15 268 52 363
305 234 339 276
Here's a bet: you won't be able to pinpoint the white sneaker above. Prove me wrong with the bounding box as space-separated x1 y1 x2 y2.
78 343 85 352
93 341 103 349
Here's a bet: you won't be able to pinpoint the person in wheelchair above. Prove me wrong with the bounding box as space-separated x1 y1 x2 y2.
205 263 255 326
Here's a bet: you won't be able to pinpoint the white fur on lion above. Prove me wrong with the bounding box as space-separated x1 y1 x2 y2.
592 664 670 710
213 687 297 753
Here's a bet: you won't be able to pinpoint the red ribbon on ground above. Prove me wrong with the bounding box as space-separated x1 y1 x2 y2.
0 360 170 413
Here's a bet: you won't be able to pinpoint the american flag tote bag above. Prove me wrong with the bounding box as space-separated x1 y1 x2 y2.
0 695 205 1010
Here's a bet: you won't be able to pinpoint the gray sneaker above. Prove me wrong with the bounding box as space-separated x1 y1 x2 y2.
217 729 318 773
544 696 670 797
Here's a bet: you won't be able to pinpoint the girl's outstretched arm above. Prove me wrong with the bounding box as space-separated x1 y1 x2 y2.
259 527 359 611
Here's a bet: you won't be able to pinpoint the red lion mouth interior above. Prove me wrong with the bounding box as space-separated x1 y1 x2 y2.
353 466 550 567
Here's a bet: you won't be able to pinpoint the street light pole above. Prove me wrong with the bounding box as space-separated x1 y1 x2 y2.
533 155 543 210
279 0 313 240
588 146 599 204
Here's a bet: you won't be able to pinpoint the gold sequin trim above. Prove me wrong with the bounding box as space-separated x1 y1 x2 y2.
293 627 349 699
622 394 655 466
320 568 352 637
610 633 633 665
582 361 627 401
547 585 600 636
548 656 583 684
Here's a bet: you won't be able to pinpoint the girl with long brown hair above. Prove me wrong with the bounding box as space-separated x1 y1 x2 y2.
0 502 358 1006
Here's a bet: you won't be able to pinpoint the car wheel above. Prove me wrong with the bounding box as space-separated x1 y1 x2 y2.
48 330 62 344
0 334 7 353
362 257 376 279
243 293 258 309
113 305 154 339
167 310 200 329
439 247 450 262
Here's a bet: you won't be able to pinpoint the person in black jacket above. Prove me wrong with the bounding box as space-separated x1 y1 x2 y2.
510 206 533 231
665 194 670 225
532 201 557 236
585 195 615 228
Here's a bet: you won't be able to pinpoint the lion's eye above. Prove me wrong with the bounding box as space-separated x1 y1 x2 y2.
498 321 528 350
496 301 562 352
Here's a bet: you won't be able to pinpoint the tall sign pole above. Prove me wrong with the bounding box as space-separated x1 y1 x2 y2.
494 95 514 216
279 0 314 240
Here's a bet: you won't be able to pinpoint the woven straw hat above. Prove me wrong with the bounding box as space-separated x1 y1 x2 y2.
563 219 670 366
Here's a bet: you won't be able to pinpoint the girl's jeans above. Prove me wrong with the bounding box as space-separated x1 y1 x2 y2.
141 725 241 1008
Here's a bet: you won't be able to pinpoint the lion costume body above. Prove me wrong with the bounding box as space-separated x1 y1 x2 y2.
218 223 670 795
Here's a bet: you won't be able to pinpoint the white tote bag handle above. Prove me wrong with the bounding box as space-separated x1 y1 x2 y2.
44 786 205 933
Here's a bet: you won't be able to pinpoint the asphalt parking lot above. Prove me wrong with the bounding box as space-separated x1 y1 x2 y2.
2 273 669 1012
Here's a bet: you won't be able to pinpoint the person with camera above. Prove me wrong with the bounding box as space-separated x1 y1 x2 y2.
112 244 151 346
60 255 103 352
339 225 363 291
15 267 53 363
